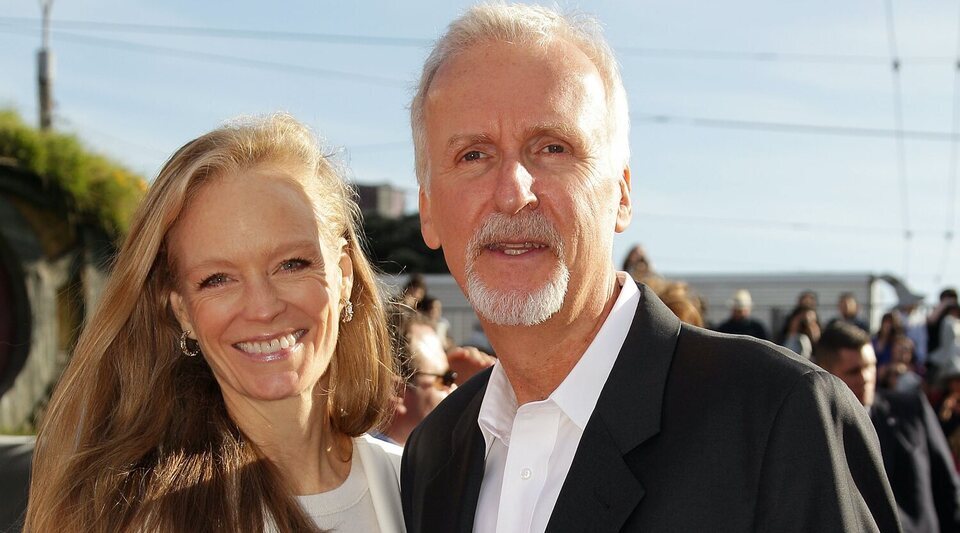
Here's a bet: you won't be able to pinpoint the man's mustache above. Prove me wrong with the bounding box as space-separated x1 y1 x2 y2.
466 212 564 261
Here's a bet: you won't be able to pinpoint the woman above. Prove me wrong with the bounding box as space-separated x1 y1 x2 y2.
872 311 903 367
25 114 403 532
778 305 821 360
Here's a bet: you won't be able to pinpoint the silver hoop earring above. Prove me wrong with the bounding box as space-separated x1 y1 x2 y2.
179 330 199 357
341 300 354 323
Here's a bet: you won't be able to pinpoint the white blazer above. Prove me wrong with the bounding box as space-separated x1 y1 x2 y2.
355 434 406 533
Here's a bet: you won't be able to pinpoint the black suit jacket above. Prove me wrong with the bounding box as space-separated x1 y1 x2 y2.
871 389 960 533
401 284 901 532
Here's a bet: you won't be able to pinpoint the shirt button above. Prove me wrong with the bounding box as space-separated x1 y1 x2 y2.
520 468 532 480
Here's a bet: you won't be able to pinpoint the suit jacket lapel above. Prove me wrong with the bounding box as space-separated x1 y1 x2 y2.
547 283 681 532
422 375 489 533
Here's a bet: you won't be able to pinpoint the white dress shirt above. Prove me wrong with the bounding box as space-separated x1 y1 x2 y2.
473 273 641 533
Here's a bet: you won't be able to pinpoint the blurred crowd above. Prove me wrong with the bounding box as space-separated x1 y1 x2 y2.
394 250 960 462
376 274 496 446
618 243 960 530
622 245 960 460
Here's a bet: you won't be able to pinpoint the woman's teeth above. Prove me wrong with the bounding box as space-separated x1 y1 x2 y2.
236 331 303 354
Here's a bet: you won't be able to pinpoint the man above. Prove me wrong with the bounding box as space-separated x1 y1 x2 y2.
715 288 769 340
815 322 960 533
829 291 870 333
401 4 900 532
927 288 958 358
384 310 457 445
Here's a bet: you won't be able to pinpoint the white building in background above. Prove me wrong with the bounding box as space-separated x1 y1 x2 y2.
670 272 915 334
383 272 922 346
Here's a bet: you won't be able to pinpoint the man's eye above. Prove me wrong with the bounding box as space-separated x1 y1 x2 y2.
198 273 228 289
462 150 484 162
280 258 310 271
542 144 565 154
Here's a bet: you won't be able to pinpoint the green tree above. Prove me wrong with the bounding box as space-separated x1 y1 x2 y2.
0 109 146 236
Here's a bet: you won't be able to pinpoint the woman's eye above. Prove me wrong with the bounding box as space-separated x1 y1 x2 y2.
462 150 484 162
198 273 228 289
280 258 310 272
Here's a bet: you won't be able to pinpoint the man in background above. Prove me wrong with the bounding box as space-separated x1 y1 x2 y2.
831 291 870 333
716 289 769 340
384 310 457 445
816 321 960 533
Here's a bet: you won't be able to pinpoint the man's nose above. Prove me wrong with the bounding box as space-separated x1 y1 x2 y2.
494 159 538 215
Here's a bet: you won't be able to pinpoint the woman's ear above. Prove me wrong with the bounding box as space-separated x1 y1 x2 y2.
169 291 195 335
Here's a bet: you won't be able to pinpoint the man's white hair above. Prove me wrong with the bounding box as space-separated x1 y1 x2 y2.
410 2 630 189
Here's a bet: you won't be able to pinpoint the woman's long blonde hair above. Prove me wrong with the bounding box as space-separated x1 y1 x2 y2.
24 114 395 532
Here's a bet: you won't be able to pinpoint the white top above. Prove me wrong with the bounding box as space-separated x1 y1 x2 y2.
473 273 641 533
269 434 405 533
299 442 380 532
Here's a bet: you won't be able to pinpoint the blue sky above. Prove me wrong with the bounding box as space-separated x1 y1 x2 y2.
2 0 959 304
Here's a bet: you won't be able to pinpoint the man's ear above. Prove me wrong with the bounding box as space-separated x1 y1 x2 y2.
419 187 442 250
169 291 194 335
338 239 354 302
615 166 632 233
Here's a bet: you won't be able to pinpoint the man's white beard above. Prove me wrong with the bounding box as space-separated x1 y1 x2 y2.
466 260 570 326
464 212 569 326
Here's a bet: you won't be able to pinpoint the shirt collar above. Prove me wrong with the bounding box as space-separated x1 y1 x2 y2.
477 272 641 448
551 272 639 430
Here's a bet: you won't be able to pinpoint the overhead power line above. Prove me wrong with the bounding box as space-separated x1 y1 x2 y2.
0 25 407 87
0 16 432 47
632 113 960 142
883 0 912 277
2 16 958 66
617 46 952 66
637 210 908 236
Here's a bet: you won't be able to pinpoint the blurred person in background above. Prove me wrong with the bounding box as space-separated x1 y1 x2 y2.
622 244 652 281
896 295 931 371
830 291 869 333
385 309 456 445
778 305 821 360
878 335 923 394
929 302 960 384
401 274 427 309
24 115 403 532
928 288 958 357
816 322 960 533
875 311 906 367
416 295 451 348
715 289 769 340
936 358 960 470
797 289 819 311
654 280 703 327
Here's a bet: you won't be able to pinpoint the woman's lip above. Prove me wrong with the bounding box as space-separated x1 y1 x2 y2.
235 328 306 344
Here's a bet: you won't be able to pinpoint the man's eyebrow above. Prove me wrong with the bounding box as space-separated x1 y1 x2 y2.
523 122 585 141
446 133 495 151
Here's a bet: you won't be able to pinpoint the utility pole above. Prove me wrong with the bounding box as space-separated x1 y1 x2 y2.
37 0 54 131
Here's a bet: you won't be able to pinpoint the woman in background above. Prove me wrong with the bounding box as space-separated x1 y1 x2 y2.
25 114 402 532
778 305 821 360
